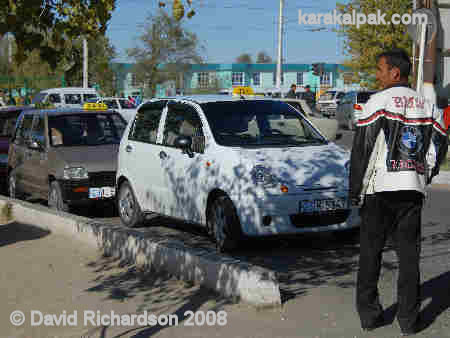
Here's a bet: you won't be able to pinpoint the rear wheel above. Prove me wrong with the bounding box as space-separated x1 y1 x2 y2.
48 181 70 212
207 195 243 253
117 181 144 228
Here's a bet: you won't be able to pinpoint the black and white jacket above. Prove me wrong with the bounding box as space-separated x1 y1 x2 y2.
349 84 448 202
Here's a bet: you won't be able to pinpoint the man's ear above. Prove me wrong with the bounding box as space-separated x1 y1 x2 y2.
391 67 401 81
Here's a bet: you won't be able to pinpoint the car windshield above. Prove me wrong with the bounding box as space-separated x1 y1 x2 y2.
48 113 127 147
119 99 136 109
83 94 98 102
31 93 46 104
319 91 336 101
201 100 326 147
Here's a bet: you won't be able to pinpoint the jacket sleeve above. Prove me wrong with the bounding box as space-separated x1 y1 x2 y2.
349 101 384 202
426 109 448 184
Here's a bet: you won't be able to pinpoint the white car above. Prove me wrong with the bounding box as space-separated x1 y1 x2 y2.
116 96 360 252
336 91 377 130
97 97 137 122
31 87 99 108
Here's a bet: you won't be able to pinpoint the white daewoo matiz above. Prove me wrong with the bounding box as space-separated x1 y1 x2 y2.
116 96 360 252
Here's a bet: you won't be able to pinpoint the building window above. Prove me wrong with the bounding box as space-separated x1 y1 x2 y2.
197 72 209 88
252 72 260 86
272 72 284 85
232 72 244 86
320 72 331 86
296 72 304 86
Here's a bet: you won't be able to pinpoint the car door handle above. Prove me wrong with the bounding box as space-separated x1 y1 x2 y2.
125 145 133 152
159 151 167 160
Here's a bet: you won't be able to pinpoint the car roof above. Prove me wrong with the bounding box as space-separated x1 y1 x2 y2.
149 94 300 105
21 107 118 116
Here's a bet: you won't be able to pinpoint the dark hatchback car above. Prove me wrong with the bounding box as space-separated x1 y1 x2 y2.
0 106 34 192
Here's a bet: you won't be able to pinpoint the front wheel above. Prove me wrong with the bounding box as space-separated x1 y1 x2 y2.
207 195 243 253
117 181 144 228
48 181 70 212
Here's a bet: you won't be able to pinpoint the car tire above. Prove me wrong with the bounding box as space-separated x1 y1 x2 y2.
48 181 70 212
207 195 243 253
8 169 21 200
333 227 360 242
117 181 144 228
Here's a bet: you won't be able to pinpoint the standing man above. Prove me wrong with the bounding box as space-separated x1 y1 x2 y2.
300 85 316 109
349 49 448 335
285 84 297 98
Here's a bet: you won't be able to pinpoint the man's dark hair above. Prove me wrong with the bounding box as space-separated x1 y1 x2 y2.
291 84 296 89
376 49 411 79
305 85 310 88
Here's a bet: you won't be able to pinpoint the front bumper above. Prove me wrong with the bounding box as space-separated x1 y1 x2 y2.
59 171 116 205
232 189 361 237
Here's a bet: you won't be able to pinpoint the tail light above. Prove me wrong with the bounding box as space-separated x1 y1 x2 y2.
353 104 362 110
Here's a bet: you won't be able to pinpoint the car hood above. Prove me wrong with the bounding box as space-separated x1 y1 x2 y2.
237 143 350 188
53 144 119 172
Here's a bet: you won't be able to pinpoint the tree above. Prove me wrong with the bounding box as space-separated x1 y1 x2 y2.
0 0 115 69
158 0 197 21
127 10 204 97
336 0 413 89
235 53 253 63
256 51 272 63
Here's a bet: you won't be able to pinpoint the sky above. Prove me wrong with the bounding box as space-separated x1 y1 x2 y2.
106 0 349 65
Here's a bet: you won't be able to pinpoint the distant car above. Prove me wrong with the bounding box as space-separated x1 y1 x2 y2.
116 95 360 252
97 97 137 122
270 98 340 142
31 87 100 108
0 106 34 193
316 91 346 117
336 91 377 130
8 103 127 212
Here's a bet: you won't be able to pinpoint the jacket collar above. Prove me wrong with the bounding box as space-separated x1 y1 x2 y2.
381 82 410 91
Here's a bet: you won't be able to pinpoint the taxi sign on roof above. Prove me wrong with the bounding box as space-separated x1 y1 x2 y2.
232 86 254 96
83 102 107 110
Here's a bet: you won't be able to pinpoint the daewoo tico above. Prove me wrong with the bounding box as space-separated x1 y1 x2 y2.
116 96 361 252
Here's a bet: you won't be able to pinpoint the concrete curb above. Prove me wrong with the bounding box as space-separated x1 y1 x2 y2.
0 196 281 308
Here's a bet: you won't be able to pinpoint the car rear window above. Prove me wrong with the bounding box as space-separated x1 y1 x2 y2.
357 92 375 103
319 92 336 101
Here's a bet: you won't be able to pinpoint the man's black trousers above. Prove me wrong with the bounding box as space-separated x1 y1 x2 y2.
356 190 423 330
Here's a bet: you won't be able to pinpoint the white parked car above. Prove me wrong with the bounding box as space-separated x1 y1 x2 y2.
316 91 346 117
97 97 137 122
31 87 99 108
336 91 377 130
116 96 360 252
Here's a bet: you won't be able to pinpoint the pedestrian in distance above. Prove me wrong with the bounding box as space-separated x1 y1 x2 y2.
285 84 297 98
349 48 448 336
300 85 316 110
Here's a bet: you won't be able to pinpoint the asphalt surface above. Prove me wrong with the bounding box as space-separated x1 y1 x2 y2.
11 127 450 336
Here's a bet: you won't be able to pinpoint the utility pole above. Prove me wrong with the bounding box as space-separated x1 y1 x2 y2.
275 0 284 90
83 38 88 88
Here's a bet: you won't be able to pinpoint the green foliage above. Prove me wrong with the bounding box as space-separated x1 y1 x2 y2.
127 10 204 97
0 0 116 69
336 0 413 88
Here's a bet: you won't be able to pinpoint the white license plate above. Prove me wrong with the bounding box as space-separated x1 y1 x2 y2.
89 187 115 199
300 198 347 213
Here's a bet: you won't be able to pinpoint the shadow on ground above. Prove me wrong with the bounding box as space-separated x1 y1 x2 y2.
0 222 51 247
83 255 231 338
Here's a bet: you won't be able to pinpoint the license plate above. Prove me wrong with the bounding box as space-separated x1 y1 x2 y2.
89 187 115 199
300 198 347 213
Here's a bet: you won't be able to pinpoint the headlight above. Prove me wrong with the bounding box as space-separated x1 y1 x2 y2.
0 153 8 164
63 167 88 180
250 165 279 187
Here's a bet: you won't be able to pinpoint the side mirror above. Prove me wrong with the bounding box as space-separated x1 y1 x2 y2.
174 136 194 158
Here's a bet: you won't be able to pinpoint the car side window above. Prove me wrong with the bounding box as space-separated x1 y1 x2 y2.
31 114 46 149
129 103 165 144
105 100 118 109
48 94 61 104
16 114 34 146
162 103 205 153
64 94 82 105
